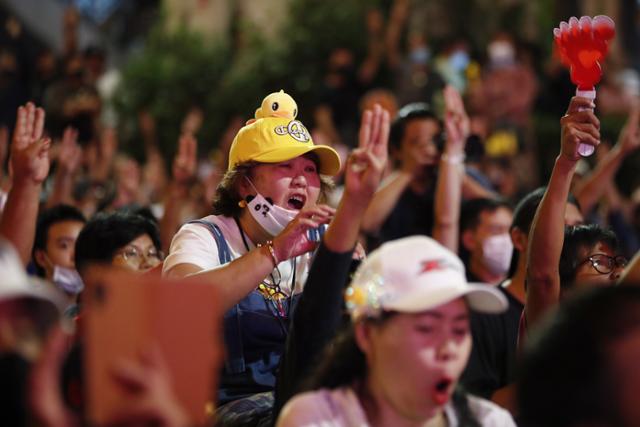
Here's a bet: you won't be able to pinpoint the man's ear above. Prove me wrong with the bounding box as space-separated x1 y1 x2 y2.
33 249 49 270
510 227 528 253
461 229 476 252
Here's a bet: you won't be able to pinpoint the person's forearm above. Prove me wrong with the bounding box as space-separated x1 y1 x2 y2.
384 1 406 68
324 191 368 253
575 145 625 214
361 172 411 233
46 170 75 209
0 180 42 266
171 246 283 313
159 184 190 255
526 155 575 325
462 174 496 199
434 156 463 251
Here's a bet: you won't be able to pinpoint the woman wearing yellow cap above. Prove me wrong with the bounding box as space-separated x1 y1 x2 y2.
161 91 354 422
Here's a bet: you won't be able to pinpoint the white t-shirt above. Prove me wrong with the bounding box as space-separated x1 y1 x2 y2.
162 215 311 294
277 387 516 427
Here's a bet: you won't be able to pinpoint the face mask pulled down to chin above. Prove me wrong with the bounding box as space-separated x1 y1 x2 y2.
244 178 298 237
243 178 329 241
246 192 298 237
482 233 514 277
52 265 85 295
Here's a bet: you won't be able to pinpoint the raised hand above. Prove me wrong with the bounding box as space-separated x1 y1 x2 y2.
181 107 204 136
345 104 390 204
560 96 600 161
617 103 640 155
172 133 197 186
11 102 50 185
57 127 82 175
272 204 335 262
390 0 410 23
91 127 118 182
443 85 470 153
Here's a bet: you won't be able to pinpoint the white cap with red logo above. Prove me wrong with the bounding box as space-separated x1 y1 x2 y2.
345 236 508 320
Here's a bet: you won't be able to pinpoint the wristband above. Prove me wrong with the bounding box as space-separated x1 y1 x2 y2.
258 240 279 267
440 152 465 165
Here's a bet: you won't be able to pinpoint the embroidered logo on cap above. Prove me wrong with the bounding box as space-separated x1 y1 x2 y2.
420 259 447 274
274 120 310 142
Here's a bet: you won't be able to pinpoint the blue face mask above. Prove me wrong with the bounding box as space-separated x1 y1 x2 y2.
449 50 470 72
410 47 431 65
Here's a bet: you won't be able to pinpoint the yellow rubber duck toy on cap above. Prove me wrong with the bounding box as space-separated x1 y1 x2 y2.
246 90 298 125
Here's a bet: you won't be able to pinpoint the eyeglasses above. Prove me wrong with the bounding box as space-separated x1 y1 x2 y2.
115 246 163 267
581 253 628 275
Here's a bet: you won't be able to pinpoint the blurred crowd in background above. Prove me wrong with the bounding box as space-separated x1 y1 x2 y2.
1 0 640 245
2 0 640 426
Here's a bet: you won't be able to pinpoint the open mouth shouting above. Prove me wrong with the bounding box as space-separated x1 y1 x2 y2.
431 377 453 405
287 194 306 210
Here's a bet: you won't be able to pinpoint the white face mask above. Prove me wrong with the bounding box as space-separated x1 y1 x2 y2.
245 179 298 236
481 233 513 276
52 265 84 295
488 41 515 66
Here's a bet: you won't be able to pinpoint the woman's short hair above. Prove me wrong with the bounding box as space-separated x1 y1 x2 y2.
211 155 334 217
74 211 161 274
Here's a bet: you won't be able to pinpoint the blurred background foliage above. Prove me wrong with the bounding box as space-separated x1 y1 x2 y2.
114 0 381 164
113 0 634 185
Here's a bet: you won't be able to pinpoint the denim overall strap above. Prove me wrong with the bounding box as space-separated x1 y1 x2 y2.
188 220 245 373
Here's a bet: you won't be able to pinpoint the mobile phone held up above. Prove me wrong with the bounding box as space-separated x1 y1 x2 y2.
308 223 328 242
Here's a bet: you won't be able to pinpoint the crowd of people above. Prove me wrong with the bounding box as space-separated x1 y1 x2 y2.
3 2 640 427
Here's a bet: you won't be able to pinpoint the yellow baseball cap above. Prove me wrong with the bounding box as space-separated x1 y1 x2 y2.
228 117 341 176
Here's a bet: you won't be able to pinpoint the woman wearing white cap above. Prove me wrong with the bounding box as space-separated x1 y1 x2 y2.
277 236 516 427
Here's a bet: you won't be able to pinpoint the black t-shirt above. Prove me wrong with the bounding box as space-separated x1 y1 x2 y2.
368 186 435 250
460 282 524 399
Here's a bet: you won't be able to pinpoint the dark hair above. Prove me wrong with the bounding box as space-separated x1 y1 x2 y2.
460 198 512 234
558 224 618 289
119 205 159 225
303 325 367 390
511 187 581 234
389 103 443 151
303 315 481 426
32 204 86 277
507 188 581 277
518 286 640 427
459 198 511 266
74 211 161 274
211 162 257 217
211 156 334 217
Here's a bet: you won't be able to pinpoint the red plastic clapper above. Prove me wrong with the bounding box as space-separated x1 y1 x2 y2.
553 15 615 156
